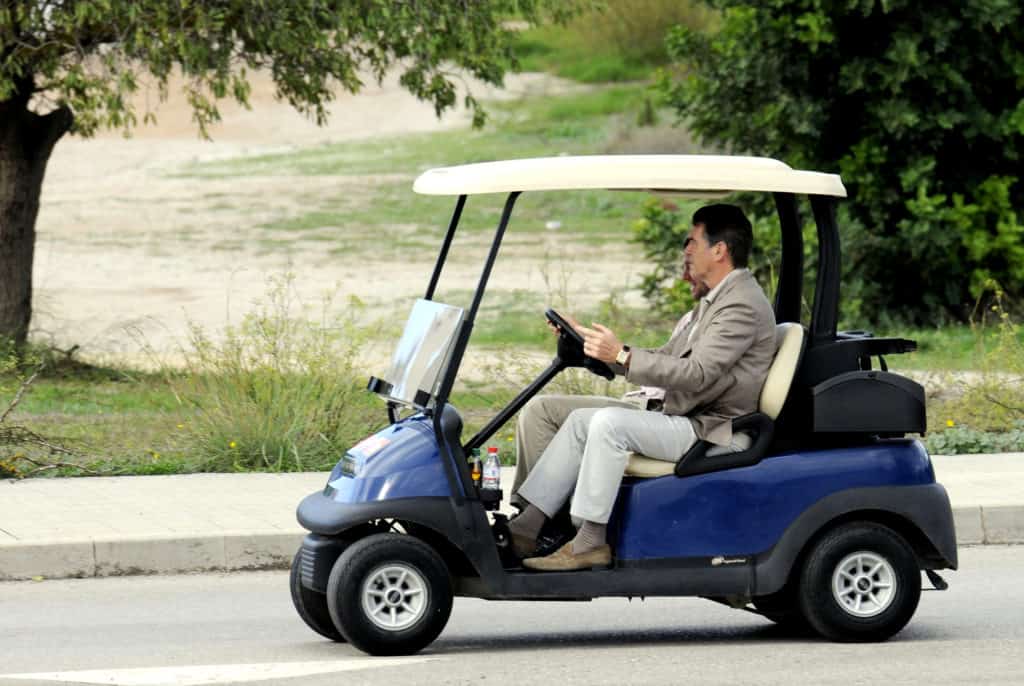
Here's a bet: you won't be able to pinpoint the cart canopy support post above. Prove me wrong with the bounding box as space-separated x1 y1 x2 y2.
772 192 803 325
425 194 467 301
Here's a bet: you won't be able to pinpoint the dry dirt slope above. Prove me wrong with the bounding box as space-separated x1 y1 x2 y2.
32 70 646 369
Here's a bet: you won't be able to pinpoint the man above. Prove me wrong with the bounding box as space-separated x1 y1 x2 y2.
510 259 709 505
509 203 776 571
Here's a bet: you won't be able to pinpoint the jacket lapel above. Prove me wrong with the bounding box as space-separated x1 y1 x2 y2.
676 270 751 357
674 304 701 357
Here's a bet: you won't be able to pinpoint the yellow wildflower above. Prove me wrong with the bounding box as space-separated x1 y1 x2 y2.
946 419 955 428
229 441 237 449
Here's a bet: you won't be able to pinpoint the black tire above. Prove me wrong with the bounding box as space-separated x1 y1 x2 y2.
798 522 921 642
326 533 453 656
290 551 346 642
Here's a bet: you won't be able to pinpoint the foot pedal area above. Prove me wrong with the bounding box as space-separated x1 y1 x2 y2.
490 513 520 568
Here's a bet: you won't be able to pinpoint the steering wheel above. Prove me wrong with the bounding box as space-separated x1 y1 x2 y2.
544 309 616 381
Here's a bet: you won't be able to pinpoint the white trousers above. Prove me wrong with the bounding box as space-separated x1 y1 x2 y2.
517 403 699 525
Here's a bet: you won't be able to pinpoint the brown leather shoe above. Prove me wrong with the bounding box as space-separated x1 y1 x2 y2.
522 541 612 571
511 532 537 559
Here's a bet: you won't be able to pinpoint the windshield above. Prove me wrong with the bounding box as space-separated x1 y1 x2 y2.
380 299 464 409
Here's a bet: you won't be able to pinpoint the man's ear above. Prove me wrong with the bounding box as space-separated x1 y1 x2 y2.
712 241 727 263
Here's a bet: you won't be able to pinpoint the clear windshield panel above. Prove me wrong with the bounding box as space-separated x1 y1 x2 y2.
381 299 465 409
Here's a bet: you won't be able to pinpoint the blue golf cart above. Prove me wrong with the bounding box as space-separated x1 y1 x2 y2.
290 155 957 656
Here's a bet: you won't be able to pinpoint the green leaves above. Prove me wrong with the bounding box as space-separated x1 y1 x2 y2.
1 0 582 138
659 0 1024 325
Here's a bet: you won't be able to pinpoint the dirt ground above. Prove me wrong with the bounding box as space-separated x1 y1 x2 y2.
32 69 648 370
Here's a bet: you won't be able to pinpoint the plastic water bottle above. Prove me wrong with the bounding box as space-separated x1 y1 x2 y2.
482 446 501 492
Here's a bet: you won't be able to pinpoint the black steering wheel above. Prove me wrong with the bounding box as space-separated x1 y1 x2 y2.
544 309 616 381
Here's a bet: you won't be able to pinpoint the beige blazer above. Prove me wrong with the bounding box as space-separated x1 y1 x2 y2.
624 269 776 447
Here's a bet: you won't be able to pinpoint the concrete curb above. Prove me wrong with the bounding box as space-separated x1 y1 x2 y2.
0 531 306 580
3 507 1021 582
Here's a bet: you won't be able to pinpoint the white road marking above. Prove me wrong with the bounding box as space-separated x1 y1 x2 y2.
1 658 437 685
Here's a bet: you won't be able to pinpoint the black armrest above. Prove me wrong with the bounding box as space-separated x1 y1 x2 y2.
849 337 917 356
674 412 775 478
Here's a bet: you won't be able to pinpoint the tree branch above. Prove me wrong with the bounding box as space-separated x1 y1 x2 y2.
11 452 103 477
0 368 39 424
34 103 73 152
983 393 1024 416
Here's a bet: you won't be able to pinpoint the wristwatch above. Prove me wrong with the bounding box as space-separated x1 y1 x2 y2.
615 345 631 366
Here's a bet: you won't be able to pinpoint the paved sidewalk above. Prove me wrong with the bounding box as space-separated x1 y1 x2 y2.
1 456 1022 580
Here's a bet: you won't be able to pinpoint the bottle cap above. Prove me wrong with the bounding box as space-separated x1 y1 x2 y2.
487 446 498 453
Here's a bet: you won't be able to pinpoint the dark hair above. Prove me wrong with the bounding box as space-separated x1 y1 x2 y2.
691 203 753 268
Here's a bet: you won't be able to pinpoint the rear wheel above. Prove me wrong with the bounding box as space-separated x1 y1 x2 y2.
798 522 921 642
289 551 346 642
326 533 453 656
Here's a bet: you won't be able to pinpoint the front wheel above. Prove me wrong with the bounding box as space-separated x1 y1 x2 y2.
326 533 453 656
798 522 921 642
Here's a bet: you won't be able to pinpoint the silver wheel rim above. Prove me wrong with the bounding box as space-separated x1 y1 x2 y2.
831 550 897 618
361 563 429 631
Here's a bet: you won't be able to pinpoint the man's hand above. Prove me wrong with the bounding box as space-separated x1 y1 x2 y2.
580 323 623 364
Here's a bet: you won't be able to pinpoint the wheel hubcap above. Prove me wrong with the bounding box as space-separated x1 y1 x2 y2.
831 550 897 618
361 563 429 631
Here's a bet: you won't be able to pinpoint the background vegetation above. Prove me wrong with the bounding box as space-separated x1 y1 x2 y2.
1 0 1022 477
656 0 1024 327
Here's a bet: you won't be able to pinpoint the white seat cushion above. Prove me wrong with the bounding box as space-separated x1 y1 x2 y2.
625 454 676 478
759 323 804 420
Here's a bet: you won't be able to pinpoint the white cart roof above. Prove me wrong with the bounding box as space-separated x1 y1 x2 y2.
413 154 847 198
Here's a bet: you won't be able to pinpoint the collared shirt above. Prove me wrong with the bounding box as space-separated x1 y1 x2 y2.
703 267 748 306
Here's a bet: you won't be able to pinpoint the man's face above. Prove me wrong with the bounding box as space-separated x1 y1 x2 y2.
680 235 711 300
684 223 716 287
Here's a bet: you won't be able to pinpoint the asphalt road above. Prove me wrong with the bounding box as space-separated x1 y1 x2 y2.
1 546 1022 686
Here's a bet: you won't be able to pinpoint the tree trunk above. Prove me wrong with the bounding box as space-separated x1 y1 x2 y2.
0 96 73 349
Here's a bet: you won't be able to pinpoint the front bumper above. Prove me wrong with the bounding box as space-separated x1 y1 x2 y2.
296 491 459 536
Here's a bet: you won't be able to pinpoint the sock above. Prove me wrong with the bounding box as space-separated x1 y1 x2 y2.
508 503 546 541
571 520 607 554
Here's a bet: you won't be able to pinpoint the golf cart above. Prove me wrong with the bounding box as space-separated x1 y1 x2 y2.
290 155 957 656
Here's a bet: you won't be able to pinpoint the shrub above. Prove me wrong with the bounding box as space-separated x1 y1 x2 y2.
631 196 818 321
167 276 381 472
658 1 1024 326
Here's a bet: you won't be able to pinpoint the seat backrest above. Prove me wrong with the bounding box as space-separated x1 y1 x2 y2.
759 323 805 420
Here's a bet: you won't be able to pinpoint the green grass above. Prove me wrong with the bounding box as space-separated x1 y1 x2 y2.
0 363 194 477
512 1 717 83
875 325 1024 371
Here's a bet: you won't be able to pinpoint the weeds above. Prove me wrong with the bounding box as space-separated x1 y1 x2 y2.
0 348 104 477
160 275 382 472
925 283 1024 453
